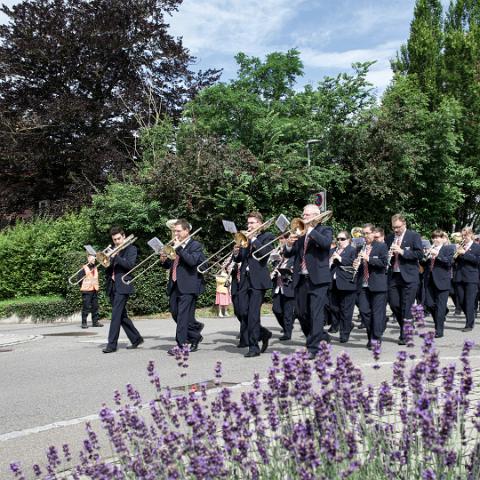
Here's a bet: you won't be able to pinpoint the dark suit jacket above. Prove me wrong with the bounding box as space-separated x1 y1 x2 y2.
453 242 480 283
107 244 137 295
386 229 423 283
272 256 295 298
162 239 206 295
330 244 357 291
359 241 389 292
424 244 454 291
285 225 333 287
233 232 275 290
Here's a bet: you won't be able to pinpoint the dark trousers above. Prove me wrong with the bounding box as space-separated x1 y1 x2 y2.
456 281 479 329
330 281 356 341
388 272 418 340
169 284 201 346
81 291 99 325
272 292 295 337
358 288 387 341
107 288 142 350
296 276 330 354
425 282 449 336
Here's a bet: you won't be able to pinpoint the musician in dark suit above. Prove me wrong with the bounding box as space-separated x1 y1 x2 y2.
285 204 333 359
271 235 296 341
103 227 143 353
160 219 206 352
453 227 480 332
386 214 423 345
423 230 455 338
233 212 275 357
355 224 389 348
329 231 357 343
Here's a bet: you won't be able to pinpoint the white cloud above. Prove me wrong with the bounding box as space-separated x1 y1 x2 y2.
301 41 400 70
169 0 306 56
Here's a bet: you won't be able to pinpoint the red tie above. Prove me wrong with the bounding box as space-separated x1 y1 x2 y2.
393 237 401 270
172 255 179 282
363 245 372 282
301 236 309 272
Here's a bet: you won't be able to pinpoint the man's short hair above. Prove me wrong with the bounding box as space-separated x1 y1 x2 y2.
432 229 447 238
109 226 125 237
304 204 321 214
373 227 385 236
462 226 474 236
247 211 263 222
175 219 191 231
391 213 406 224
363 223 376 232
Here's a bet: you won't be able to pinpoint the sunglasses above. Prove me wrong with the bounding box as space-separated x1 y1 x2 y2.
337 237 347 241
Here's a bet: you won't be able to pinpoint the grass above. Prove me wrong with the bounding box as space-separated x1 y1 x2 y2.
0 295 64 307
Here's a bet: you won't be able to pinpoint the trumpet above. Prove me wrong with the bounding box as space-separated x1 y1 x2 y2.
453 240 466 260
67 235 137 285
121 227 202 284
197 217 275 274
252 210 333 261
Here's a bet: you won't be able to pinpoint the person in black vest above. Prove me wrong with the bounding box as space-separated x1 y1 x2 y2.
285 204 333 360
453 227 480 332
386 213 423 345
329 230 357 343
103 227 143 353
271 235 296 341
355 224 389 349
423 230 455 338
159 219 206 353
233 212 275 357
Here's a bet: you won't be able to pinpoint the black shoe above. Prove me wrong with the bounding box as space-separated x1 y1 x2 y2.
261 330 272 353
366 341 372 350
279 334 291 341
308 352 316 360
244 351 260 358
167 348 176 356
328 326 338 333
92 322 104 327
357 323 366 330
455 310 462 316
398 338 406 346
339 337 349 344
435 333 444 338
102 347 116 353
126 337 144 350
81 323 88 329
190 336 203 352
462 327 473 333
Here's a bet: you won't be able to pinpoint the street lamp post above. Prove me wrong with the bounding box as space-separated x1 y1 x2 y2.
306 139 322 167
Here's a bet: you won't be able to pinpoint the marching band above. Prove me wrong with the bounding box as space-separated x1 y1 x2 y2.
84 210 480 356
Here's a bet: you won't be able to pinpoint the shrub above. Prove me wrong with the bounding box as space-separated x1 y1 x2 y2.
0 296 78 322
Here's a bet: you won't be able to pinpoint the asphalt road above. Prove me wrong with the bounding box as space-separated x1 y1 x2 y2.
1 311 479 478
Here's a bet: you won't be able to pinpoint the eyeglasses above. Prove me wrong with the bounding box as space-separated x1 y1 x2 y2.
336 237 347 241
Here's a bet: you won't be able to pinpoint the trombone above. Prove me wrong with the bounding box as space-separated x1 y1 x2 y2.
197 217 275 275
67 235 137 285
252 210 333 261
121 228 202 284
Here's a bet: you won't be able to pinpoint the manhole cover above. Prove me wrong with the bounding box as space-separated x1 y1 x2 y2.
0 348 13 352
43 332 98 337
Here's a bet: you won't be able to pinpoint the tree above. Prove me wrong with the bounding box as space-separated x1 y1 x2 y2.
0 0 220 217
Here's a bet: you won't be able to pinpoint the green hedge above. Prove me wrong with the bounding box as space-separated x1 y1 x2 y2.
0 296 79 322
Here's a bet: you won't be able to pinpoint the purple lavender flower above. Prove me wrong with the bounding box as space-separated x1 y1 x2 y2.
9 463 25 480
372 339 382 369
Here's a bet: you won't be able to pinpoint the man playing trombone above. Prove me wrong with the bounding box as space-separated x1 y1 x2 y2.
103 227 144 353
160 219 206 353
233 212 275 357
285 204 333 359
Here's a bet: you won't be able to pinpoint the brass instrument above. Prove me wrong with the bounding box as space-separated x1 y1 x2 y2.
351 227 363 239
67 236 137 285
121 225 202 284
453 239 466 260
252 210 333 261
197 217 275 274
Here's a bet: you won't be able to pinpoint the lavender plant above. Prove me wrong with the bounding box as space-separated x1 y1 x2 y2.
10 308 480 479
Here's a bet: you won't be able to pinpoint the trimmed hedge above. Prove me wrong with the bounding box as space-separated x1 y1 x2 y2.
0 296 79 322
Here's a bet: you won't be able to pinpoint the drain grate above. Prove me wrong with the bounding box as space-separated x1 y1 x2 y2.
43 331 98 337
172 380 237 393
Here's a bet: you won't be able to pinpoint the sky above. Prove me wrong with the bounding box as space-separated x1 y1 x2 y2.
0 0 451 97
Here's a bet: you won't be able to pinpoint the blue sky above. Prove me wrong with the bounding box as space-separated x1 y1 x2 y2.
1 0 451 96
